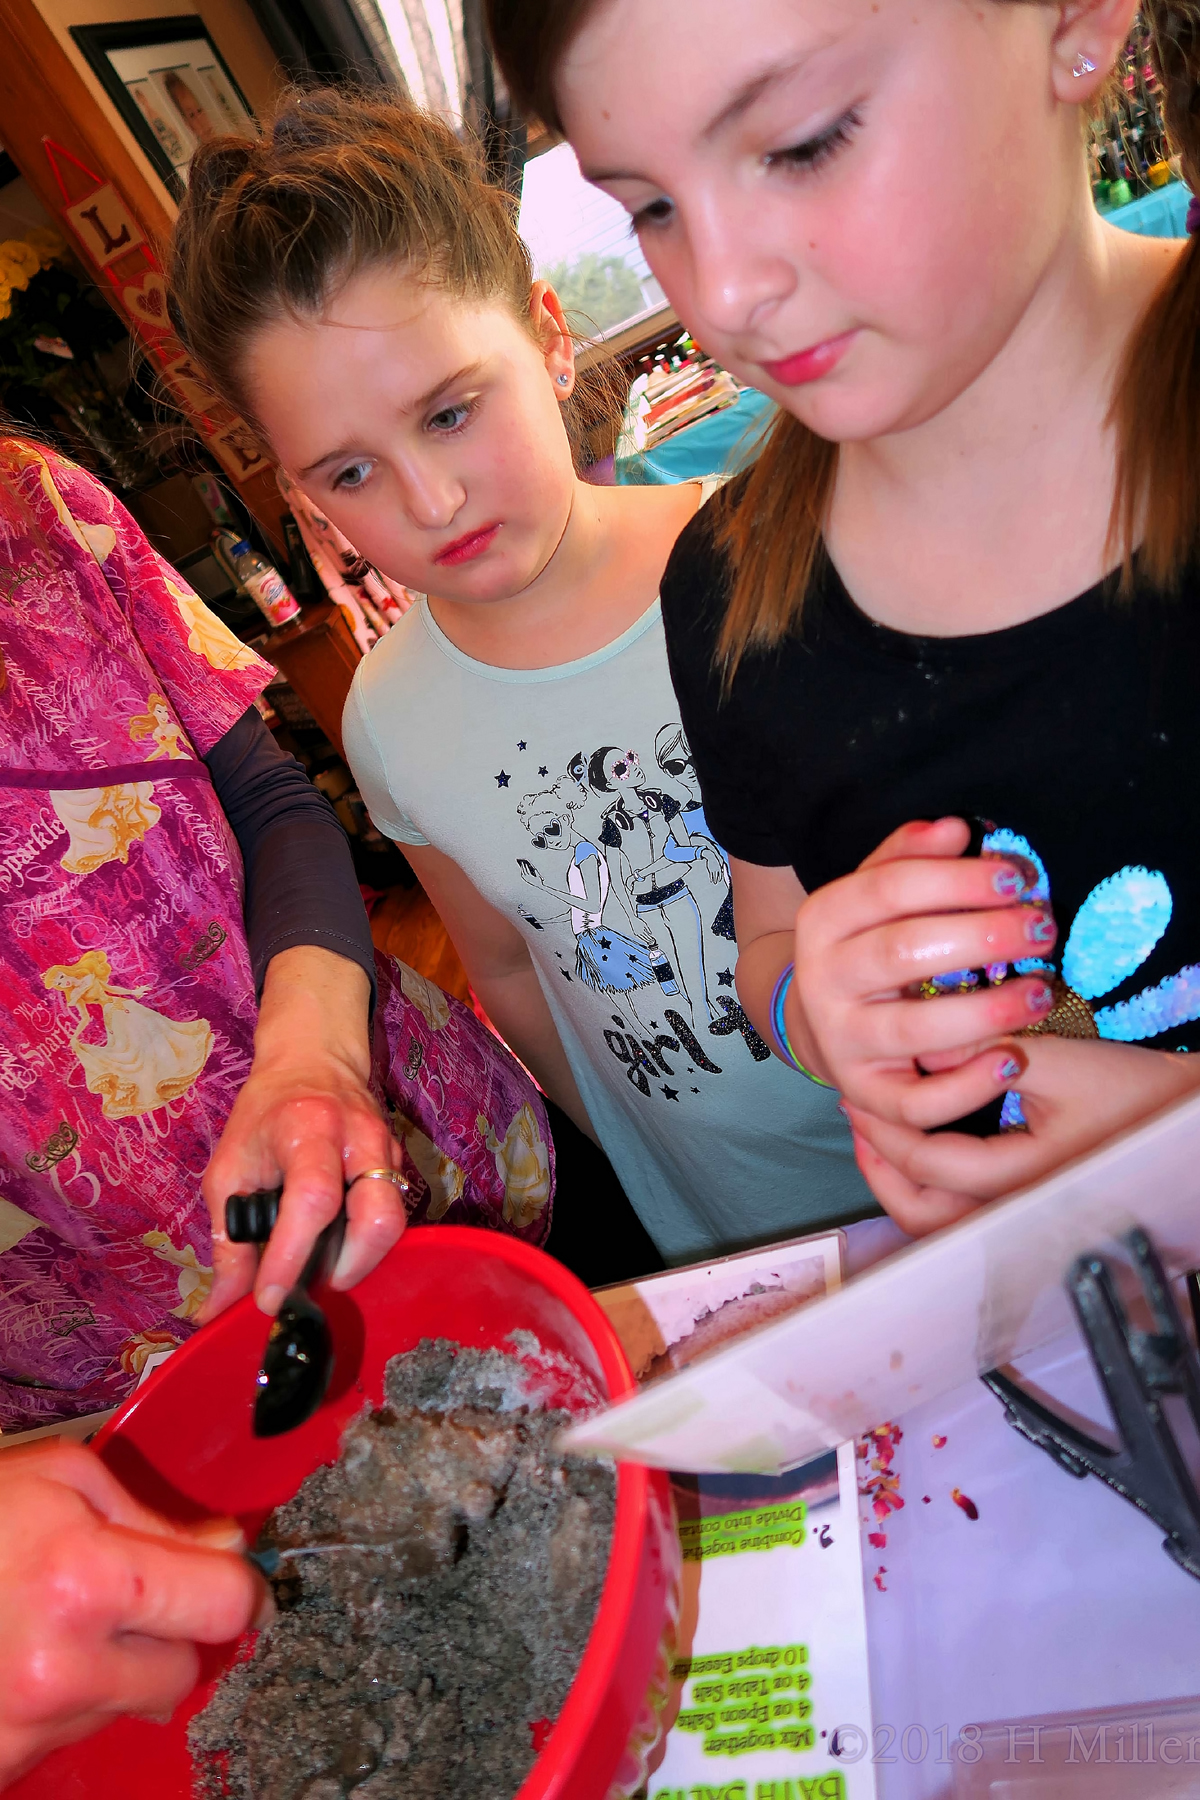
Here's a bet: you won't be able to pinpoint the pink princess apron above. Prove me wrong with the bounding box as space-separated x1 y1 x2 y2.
0 442 551 1430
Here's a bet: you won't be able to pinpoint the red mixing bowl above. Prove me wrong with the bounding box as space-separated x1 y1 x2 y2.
10 1226 679 1800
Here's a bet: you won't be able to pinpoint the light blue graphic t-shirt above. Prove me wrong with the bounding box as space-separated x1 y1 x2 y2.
343 597 872 1263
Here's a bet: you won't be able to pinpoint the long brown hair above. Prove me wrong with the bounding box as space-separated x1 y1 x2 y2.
488 0 1200 674
168 85 615 462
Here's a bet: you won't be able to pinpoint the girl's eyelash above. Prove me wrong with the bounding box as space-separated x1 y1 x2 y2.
767 106 863 176
329 398 477 488
628 106 863 233
332 460 372 491
427 398 476 434
630 197 674 234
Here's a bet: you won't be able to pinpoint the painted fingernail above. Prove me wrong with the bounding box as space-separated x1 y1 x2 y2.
992 865 1025 897
1028 982 1054 1013
257 1284 285 1317
1024 910 1057 945
995 1054 1025 1083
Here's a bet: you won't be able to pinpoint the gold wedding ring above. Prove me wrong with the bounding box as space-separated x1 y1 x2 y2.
348 1166 410 1192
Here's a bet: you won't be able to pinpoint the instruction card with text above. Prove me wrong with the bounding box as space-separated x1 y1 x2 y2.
595 1234 876 1800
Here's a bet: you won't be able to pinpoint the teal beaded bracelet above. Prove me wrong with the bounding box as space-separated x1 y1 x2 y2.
770 964 834 1087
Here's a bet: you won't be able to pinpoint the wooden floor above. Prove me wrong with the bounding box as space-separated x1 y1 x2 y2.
369 883 471 1003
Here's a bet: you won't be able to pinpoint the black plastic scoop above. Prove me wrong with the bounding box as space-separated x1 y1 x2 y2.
225 1188 346 1438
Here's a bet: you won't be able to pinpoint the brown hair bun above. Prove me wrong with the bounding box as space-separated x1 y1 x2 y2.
168 85 534 432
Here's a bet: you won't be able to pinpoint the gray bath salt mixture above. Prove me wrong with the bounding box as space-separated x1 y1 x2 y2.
190 1339 616 1800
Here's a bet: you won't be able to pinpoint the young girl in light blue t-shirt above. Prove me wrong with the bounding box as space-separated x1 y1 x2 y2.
168 87 871 1262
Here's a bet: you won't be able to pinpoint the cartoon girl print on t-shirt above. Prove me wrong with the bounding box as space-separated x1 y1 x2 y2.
512 725 769 1100
653 723 736 942
578 743 727 1026
517 775 657 1022
42 950 213 1119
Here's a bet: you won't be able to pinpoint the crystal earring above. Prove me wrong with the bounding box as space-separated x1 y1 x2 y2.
1072 51 1097 78
557 373 570 387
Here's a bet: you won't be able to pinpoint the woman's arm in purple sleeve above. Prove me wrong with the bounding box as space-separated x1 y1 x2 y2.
203 707 377 1003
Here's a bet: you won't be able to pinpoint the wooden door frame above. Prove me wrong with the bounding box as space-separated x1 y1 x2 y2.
0 0 176 246
0 0 285 537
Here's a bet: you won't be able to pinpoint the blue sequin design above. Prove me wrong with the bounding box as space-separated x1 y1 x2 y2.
983 830 1199 1043
975 831 1198 1128
1061 867 1172 1001
1094 964 1200 1041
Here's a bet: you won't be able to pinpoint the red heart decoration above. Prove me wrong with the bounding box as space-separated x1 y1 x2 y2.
122 272 168 330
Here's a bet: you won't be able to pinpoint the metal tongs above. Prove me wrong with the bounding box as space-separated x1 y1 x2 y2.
984 1227 1200 1581
225 1188 346 1438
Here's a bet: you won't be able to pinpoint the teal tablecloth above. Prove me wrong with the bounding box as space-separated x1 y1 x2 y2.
617 387 774 484
1099 178 1191 237
617 181 1191 485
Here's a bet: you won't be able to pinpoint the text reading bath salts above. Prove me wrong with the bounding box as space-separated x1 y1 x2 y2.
651 1444 875 1798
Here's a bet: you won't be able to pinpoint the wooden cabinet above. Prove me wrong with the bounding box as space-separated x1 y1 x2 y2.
259 602 363 757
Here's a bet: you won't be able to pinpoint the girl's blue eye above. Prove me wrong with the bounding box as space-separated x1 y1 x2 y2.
428 400 473 433
332 460 372 491
767 106 863 177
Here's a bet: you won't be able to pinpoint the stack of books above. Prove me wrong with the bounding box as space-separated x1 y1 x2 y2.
625 357 741 454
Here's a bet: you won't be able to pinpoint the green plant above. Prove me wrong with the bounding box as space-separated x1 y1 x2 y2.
545 252 646 337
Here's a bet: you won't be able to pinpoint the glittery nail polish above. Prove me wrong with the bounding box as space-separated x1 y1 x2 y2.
1024 911 1056 945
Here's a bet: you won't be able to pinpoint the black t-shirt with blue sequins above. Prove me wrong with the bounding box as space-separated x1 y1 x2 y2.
661 483 1200 1055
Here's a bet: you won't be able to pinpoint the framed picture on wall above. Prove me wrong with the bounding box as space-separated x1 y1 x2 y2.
70 15 256 200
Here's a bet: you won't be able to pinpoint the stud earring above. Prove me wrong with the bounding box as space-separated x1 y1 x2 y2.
557 373 570 387
1072 51 1097 77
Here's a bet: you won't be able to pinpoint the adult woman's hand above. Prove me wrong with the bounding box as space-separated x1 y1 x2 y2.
842 1034 1200 1236
785 817 1057 1111
201 945 407 1320
0 1441 268 1790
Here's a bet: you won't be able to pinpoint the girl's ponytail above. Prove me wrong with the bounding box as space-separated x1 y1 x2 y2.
712 416 835 680
169 84 619 472
1110 1 1200 591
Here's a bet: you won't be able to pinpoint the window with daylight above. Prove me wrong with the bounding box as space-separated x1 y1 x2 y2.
518 143 667 344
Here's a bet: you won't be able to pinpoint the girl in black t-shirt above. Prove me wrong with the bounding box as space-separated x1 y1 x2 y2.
490 0 1200 1231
